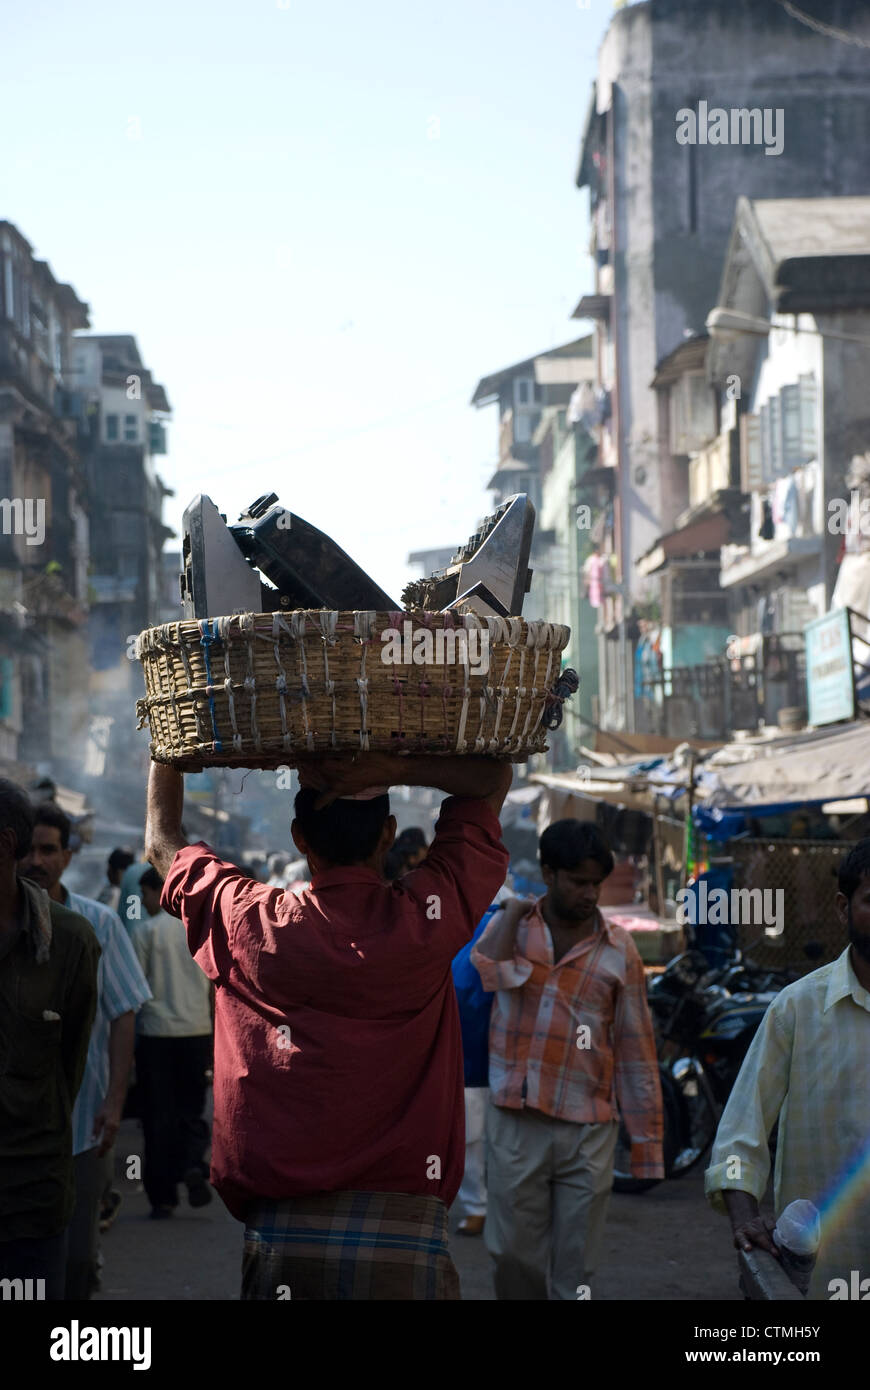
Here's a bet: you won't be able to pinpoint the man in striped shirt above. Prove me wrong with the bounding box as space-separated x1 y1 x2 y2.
471 819 663 1299
20 803 152 1299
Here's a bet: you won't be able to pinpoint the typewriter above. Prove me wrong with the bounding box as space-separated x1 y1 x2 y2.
179 492 536 621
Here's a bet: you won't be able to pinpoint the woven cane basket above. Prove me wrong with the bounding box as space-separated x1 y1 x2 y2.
134 609 571 771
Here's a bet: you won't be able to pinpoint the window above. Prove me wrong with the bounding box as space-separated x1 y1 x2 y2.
781 384 802 469
515 379 531 407
115 551 139 580
669 372 716 455
2 257 13 321
768 396 782 479
740 414 763 492
758 380 815 482
799 374 818 460
124 414 138 442
113 512 142 549
514 413 533 444
105 414 119 441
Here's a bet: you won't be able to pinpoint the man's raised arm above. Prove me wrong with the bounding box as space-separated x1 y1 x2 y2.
146 753 514 878
145 762 188 879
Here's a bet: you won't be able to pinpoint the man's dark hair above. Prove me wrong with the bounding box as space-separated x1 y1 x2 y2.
0 778 35 860
395 826 427 853
293 788 390 867
539 819 614 878
139 867 164 893
838 837 870 901
33 802 72 851
384 845 407 881
108 847 135 873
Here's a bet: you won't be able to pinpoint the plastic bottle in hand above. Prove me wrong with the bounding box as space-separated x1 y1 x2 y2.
772 1200 820 1296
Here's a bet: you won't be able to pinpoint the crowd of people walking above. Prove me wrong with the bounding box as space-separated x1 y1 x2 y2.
1 755 869 1301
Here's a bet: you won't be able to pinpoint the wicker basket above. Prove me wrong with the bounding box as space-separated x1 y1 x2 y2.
135 609 571 771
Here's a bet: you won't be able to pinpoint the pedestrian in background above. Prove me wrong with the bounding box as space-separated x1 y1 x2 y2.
472 820 663 1299
0 780 99 1300
451 879 514 1236
266 852 290 888
384 826 429 882
96 847 136 913
19 804 151 1298
130 866 213 1219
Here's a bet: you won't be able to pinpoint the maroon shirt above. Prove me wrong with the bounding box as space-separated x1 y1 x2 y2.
162 796 508 1221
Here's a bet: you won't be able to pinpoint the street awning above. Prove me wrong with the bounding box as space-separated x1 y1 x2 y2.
693 720 870 834
530 761 667 812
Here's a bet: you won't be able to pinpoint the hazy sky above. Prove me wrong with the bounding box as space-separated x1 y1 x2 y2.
3 0 612 602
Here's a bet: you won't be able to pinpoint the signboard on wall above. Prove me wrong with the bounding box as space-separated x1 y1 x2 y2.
805 609 855 727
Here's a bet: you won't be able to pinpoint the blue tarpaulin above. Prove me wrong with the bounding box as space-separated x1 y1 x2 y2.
452 906 499 1088
682 866 737 967
693 798 835 842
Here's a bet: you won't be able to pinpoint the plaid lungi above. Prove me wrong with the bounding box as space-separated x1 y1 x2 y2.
241 1190 461 1301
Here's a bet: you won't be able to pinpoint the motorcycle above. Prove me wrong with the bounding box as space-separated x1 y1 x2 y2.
611 941 805 1193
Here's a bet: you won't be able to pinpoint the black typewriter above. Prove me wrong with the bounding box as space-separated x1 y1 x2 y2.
179 492 536 621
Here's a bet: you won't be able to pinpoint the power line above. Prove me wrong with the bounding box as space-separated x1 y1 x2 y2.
774 0 870 48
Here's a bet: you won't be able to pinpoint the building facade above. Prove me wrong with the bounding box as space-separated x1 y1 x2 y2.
636 195 870 739
471 338 596 764
0 223 174 791
575 0 870 729
0 221 91 772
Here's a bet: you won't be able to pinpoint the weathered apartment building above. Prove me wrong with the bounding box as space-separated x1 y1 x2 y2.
0 221 91 774
575 0 870 730
638 195 870 739
0 221 172 784
471 337 597 763
73 334 173 672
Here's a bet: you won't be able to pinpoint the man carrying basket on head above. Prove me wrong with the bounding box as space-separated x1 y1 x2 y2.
145 752 511 1301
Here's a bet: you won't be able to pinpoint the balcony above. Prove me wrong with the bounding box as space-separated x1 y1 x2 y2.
720 534 822 588
688 432 738 509
720 458 822 588
636 634 807 740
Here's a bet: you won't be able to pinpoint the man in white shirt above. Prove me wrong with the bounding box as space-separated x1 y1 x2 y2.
705 837 870 1299
130 866 214 1219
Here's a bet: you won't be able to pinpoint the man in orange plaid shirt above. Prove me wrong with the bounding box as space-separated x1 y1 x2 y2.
471 819 663 1299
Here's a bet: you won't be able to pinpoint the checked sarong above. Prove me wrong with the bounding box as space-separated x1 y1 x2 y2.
241 1190 461 1301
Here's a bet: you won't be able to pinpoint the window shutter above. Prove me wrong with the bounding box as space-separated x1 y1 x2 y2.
740 414 763 492
798 373 818 461
768 396 782 479
781 384 801 470
759 402 772 483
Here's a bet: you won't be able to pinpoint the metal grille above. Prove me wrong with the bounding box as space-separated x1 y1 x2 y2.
655 814 686 906
726 838 850 973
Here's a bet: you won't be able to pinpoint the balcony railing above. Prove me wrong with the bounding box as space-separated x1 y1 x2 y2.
688 432 735 509
636 634 807 740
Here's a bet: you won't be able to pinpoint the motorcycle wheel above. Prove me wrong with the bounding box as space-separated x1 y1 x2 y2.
611 1068 681 1193
666 1060 719 1178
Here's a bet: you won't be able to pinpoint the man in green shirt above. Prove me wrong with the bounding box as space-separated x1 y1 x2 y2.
0 779 99 1300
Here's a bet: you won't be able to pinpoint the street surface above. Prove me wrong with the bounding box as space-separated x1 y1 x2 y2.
93 1119 745 1302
